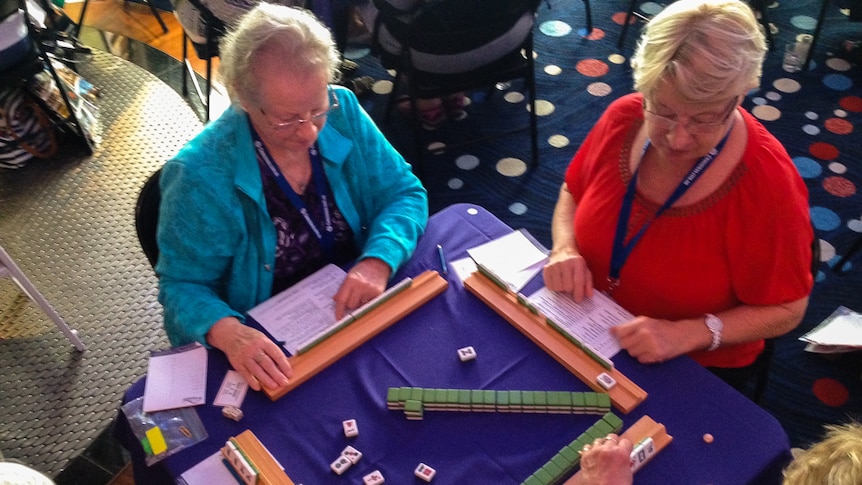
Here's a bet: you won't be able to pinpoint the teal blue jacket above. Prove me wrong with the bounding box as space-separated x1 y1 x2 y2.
157 86 428 346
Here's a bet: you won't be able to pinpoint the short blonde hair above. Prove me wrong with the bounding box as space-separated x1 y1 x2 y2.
783 422 862 485
630 0 767 102
218 3 341 105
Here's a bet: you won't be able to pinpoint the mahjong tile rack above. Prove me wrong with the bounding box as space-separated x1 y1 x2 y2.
222 429 295 485
562 415 673 484
464 271 647 413
264 270 448 401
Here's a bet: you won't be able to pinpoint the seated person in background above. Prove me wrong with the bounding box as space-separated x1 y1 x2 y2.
371 0 540 129
542 0 813 394
171 0 300 45
573 421 862 485
171 0 376 94
157 3 428 392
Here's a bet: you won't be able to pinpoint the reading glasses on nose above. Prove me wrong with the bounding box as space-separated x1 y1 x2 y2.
260 87 339 131
643 96 739 135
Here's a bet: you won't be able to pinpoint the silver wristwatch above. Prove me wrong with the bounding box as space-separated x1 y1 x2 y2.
704 313 723 351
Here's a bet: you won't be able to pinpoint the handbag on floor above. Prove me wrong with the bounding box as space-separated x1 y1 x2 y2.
0 85 58 169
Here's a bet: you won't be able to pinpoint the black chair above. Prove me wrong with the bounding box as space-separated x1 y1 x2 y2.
803 0 862 70
834 233 862 274
135 168 162 269
751 230 821 404
617 0 775 49
73 0 168 38
372 0 543 176
177 0 227 123
1 0 93 155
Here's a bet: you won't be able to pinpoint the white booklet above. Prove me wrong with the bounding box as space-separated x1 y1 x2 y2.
248 263 412 355
142 342 208 413
528 287 631 361
800 305 862 353
467 229 549 292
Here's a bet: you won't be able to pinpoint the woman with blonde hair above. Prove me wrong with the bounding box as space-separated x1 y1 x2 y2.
543 0 813 394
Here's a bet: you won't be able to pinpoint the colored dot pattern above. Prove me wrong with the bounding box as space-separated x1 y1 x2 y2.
823 74 853 91
823 176 856 197
812 378 850 408
824 117 853 135
839 96 862 112
576 59 610 77
809 142 840 161
496 157 527 177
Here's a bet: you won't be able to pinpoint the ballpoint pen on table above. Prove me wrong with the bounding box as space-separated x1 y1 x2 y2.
437 244 448 274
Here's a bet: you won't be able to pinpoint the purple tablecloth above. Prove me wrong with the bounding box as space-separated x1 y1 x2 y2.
116 203 791 484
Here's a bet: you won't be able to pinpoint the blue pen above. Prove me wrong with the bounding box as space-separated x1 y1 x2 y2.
437 244 448 274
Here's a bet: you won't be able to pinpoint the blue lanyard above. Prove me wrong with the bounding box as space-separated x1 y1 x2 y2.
608 124 734 292
250 127 335 258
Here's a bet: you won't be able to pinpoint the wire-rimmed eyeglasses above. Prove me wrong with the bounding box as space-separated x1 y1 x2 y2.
643 96 739 135
259 87 339 131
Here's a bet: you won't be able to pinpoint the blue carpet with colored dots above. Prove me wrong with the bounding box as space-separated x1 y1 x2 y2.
347 0 862 448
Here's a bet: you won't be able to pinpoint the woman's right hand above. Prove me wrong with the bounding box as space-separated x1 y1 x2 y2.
574 434 634 485
543 249 594 302
206 317 293 392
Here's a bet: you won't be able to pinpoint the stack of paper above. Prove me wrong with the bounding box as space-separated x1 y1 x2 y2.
142 342 208 413
466 229 549 292
799 306 862 354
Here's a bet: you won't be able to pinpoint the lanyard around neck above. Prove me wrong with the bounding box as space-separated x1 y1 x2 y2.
250 127 335 258
608 123 734 292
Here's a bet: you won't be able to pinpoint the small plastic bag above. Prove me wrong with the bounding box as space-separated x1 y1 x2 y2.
121 396 209 466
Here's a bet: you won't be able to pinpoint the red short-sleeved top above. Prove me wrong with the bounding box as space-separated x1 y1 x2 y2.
565 93 813 368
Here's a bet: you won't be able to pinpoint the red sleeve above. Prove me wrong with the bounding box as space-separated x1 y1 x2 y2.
726 112 814 305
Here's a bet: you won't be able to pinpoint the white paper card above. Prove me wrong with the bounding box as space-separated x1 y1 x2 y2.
467 230 548 292
800 305 862 353
143 342 207 413
177 451 236 485
450 256 478 283
213 370 249 408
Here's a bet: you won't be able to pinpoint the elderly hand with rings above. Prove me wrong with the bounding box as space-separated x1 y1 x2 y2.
570 433 634 485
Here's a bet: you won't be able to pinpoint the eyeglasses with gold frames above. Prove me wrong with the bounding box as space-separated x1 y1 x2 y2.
259 87 339 131
643 96 739 135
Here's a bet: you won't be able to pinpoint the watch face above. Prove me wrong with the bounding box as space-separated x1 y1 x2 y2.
706 314 722 331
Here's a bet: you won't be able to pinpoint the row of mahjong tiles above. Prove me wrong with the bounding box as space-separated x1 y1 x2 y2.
523 412 626 485
386 387 612 416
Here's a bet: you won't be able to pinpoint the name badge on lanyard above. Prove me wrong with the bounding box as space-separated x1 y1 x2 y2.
608 122 734 293
250 126 335 258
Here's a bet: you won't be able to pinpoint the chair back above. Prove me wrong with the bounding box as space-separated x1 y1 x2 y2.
375 0 541 74
135 169 162 269
177 0 226 59
375 0 540 96
1 0 18 20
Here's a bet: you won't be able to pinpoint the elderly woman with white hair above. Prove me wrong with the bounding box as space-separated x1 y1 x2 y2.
156 3 427 392
542 0 813 395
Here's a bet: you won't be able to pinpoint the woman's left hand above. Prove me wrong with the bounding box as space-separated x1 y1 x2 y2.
333 257 391 319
